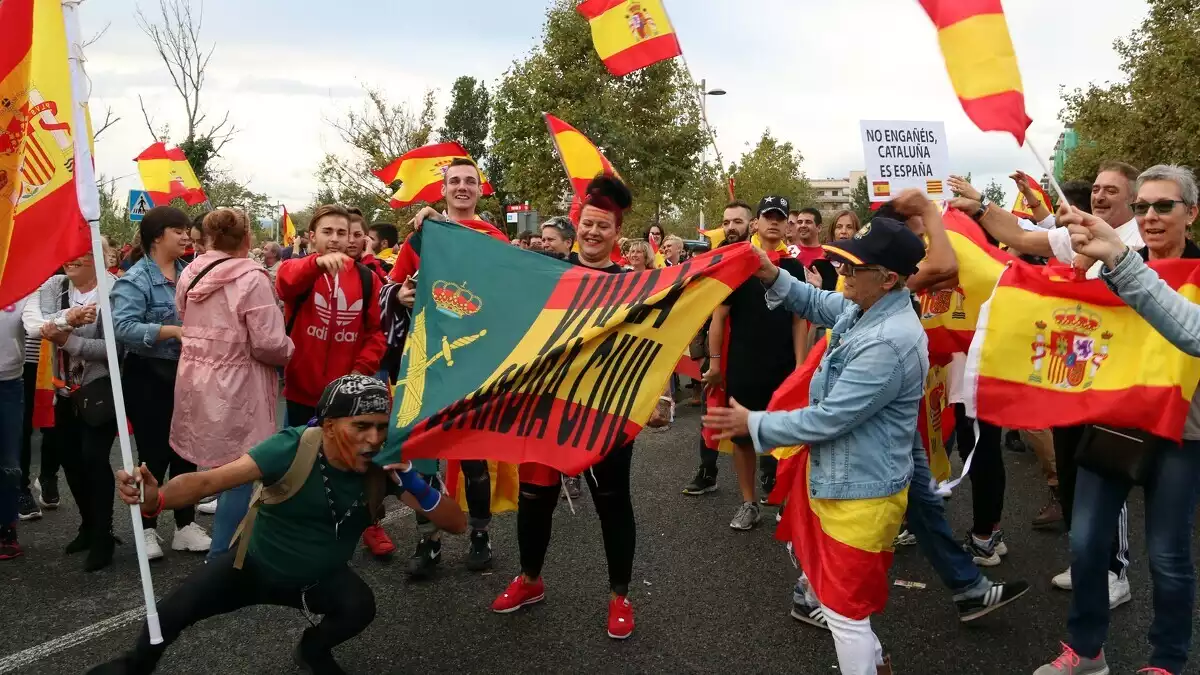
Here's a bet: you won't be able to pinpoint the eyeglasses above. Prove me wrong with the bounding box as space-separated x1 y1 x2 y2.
1132 200 1187 216
837 263 886 277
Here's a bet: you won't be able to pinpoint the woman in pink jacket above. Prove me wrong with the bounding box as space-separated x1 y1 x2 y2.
171 208 293 562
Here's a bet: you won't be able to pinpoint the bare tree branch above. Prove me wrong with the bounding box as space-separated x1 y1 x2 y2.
138 94 159 141
82 22 111 49
92 107 120 141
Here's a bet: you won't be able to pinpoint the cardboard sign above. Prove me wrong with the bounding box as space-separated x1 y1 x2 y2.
860 121 950 202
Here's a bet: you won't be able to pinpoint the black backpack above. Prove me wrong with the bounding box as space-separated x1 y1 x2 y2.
285 262 374 336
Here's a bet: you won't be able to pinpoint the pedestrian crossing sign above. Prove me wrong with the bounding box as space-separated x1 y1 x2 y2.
128 190 152 222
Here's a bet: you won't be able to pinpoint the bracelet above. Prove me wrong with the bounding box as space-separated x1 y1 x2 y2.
141 492 165 519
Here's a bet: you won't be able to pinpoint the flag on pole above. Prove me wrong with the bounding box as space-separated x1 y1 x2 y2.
281 207 296 246
1011 171 1053 219
0 0 90 308
919 0 1033 144
544 114 620 197
577 0 683 77
134 142 207 206
373 142 493 209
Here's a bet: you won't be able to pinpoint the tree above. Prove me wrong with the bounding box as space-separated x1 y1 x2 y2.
438 77 490 161
982 179 1008 208
97 175 136 244
701 130 813 226
1059 0 1200 180
849 175 872 225
489 0 706 234
316 86 437 221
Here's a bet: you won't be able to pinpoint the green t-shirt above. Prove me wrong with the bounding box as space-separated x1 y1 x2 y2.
246 427 374 585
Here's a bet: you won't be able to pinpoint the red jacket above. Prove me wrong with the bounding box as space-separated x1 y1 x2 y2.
276 256 386 406
388 219 510 283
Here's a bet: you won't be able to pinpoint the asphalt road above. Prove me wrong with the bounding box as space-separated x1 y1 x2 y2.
3 405 1198 675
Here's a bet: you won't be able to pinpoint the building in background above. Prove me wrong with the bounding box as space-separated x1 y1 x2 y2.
810 170 866 214
1052 125 1078 183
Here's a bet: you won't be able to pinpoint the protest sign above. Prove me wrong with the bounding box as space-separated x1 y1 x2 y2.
860 120 950 202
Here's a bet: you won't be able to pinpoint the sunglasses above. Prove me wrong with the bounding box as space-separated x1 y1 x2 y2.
1132 200 1187 216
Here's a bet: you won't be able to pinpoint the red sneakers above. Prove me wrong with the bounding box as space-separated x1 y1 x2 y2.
491 576 545 613
607 595 634 639
362 524 396 557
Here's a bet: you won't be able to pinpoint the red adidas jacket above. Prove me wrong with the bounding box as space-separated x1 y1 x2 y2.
388 219 510 283
276 256 386 406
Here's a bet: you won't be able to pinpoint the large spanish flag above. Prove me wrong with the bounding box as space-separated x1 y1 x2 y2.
376 220 759 472
135 142 207 206
1011 172 1053 220
919 0 1032 144
966 259 1200 442
0 0 89 309
577 0 683 77
373 142 494 209
281 207 296 247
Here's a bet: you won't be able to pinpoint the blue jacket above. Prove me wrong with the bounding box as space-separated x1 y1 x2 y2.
112 256 185 360
747 268 928 500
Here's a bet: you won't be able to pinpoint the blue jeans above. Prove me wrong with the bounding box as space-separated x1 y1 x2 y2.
0 378 24 526
206 482 255 563
1068 440 1200 673
904 442 986 595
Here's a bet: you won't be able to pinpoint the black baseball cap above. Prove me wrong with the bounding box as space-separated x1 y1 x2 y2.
822 217 925 276
756 195 790 219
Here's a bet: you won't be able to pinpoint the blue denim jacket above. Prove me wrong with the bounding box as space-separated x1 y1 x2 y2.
746 268 928 500
111 256 185 360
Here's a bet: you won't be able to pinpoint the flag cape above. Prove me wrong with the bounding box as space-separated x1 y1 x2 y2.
966 259 1200 442
443 459 519 515
919 0 1032 144
576 0 683 77
134 142 206 206
1011 172 1052 220
377 220 759 472
373 142 493 209
281 207 296 247
544 114 620 198
0 0 89 308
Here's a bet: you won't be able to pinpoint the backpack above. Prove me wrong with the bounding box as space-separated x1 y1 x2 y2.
230 427 389 569
285 262 375 336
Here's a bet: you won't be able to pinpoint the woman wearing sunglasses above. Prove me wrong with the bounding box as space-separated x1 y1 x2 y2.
1036 164 1200 675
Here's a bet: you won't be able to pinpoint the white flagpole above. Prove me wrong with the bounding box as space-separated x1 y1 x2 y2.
64 0 163 644
1025 138 1070 208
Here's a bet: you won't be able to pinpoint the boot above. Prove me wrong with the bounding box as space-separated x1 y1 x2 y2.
877 655 893 675
1031 487 1063 530
84 527 117 572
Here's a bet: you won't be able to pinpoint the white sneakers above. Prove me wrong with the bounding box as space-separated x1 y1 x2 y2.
1050 567 1132 609
142 523 211 560
143 530 164 560
197 500 219 515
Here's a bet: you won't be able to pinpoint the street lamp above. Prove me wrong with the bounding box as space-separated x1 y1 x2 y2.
699 79 727 230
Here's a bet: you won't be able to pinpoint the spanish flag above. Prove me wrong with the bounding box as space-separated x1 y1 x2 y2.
281 207 296 247
966 259 1200 442
0 0 90 309
544 114 620 197
135 142 207 207
920 0 1032 144
443 460 519 515
373 142 494 209
1011 172 1053 220
576 0 683 77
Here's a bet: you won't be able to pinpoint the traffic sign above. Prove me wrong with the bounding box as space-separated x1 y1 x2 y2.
128 190 152 222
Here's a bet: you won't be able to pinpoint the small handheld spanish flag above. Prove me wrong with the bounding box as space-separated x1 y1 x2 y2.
281 207 296 246
135 142 207 206
373 142 493 209
577 0 683 77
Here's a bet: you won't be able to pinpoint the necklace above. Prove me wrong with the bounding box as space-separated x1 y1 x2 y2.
316 454 365 540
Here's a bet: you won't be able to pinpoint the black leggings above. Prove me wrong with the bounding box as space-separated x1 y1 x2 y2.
123 355 195 530
19 361 59 492
415 460 491 533
109 552 375 674
47 395 117 538
954 404 1005 537
517 444 635 595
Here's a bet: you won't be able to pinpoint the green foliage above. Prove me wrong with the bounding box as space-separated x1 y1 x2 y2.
722 130 814 217
1060 0 1200 180
488 0 706 235
982 179 1008 208
178 135 216 183
439 77 491 161
849 175 872 225
97 176 136 245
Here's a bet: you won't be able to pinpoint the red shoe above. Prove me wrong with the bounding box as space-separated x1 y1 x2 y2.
362 524 396 557
491 576 545 613
607 595 634 639
0 526 21 560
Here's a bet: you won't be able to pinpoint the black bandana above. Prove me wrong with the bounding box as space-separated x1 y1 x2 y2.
313 375 392 425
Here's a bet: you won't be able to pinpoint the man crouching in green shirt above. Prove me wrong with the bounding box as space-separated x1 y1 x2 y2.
90 375 466 675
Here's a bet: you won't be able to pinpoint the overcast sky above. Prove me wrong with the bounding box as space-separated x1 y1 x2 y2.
79 0 1149 215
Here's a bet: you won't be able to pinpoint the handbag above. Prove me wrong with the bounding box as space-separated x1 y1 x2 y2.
1074 424 1160 484
70 376 116 427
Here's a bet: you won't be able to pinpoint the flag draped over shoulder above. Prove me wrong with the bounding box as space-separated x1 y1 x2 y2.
376 220 759 472
577 0 683 77
919 0 1032 144
135 142 207 206
281 207 296 247
0 0 89 308
966 259 1200 442
373 142 494 209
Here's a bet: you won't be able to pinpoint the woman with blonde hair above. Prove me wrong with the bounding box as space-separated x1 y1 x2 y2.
624 239 656 272
826 210 862 242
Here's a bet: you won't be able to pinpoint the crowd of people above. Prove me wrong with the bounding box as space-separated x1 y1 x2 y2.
1 154 1198 675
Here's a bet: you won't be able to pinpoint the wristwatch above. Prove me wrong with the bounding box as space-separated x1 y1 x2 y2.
972 196 990 222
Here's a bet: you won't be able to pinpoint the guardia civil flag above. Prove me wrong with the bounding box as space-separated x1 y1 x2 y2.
0 0 90 308
1011 171 1053 220
376 220 759 472
281 207 296 247
965 260 1200 442
134 142 207 206
920 0 1032 144
576 0 683 77
373 142 494 209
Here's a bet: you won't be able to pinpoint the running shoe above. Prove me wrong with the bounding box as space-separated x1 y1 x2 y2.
607 595 634 639
492 576 545 613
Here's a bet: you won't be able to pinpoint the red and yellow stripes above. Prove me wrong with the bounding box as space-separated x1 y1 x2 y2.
373 142 494 209
545 114 619 197
135 142 207 206
1011 172 1053 219
576 0 683 77
281 207 296 247
969 259 1200 442
919 0 1032 144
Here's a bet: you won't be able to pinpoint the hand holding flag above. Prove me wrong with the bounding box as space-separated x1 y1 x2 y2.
1061 206 1128 267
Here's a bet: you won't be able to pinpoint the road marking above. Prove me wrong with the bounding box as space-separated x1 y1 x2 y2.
0 606 146 674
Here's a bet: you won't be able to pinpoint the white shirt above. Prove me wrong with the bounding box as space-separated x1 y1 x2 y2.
1017 214 1057 232
1046 216 1143 279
